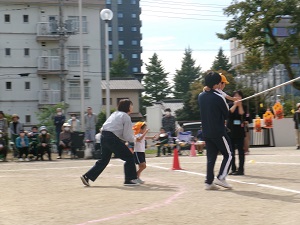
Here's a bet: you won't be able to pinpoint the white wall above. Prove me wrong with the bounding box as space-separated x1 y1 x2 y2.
146 105 162 135
273 118 296 147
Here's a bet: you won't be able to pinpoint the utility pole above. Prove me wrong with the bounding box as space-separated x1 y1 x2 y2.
59 0 65 103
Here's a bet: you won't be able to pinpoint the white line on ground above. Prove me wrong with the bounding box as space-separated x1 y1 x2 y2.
147 164 300 194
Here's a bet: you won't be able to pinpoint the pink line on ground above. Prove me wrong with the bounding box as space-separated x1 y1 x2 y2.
76 185 186 225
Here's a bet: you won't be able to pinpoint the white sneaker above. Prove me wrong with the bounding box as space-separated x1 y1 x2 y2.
18 158 24 162
25 158 30 162
124 179 140 186
205 183 220 190
136 178 145 184
214 178 232 189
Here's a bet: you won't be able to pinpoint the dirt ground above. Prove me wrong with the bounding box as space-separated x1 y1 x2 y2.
0 146 300 225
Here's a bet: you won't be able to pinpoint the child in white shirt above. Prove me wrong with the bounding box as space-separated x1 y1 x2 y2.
132 122 154 184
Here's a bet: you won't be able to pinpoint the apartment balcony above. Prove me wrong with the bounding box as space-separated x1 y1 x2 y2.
38 90 61 106
37 56 68 75
36 21 75 41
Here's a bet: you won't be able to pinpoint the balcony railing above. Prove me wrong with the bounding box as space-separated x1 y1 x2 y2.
36 21 75 40
37 56 68 71
38 90 61 105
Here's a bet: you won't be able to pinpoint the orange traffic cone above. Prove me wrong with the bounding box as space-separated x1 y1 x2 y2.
172 148 183 170
190 142 197 157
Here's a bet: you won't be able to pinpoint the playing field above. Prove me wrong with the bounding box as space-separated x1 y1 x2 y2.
0 147 299 225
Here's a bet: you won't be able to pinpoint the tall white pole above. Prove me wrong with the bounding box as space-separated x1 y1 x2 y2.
79 0 85 130
104 21 110 118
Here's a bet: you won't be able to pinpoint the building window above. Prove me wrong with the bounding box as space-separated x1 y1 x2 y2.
108 26 112 32
117 0 122 4
25 115 31 123
24 48 30 56
131 0 137 4
68 16 88 33
132 67 138 72
102 98 112 105
131 40 137 45
25 82 30 90
108 40 112 45
132 53 138 58
23 15 29 23
118 26 124 31
69 81 90 99
6 82 12 90
131 26 137 31
109 53 113 59
5 48 11 56
68 48 88 66
106 0 111 4
131 14 137 18
118 13 123 18
4 14 10 23
118 40 124 45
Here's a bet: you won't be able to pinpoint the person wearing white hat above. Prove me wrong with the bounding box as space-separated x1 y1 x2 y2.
57 123 72 159
293 103 300 150
37 126 52 161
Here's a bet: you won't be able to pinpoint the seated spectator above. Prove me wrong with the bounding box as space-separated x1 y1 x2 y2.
28 126 39 157
154 127 171 157
0 131 8 162
37 126 52 161
15 130 29 161
57 123 73 159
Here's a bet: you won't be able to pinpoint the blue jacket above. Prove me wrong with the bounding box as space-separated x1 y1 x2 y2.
15 136 29 148
198 89 229 139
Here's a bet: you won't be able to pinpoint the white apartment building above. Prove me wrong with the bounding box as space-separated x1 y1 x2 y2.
0 0 106 126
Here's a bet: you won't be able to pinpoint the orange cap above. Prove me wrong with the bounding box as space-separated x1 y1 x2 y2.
132 121 145 135
220 74 229 84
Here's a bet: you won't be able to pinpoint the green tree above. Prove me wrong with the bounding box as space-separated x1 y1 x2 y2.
173 48 202 99
211 47 233 73
141 53 170 110
110 53 129 78
176 79 205 121
217 0 300 89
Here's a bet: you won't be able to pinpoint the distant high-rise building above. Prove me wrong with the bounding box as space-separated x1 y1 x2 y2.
101 0 143 77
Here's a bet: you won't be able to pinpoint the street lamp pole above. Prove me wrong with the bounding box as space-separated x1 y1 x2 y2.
100 9 113 118
79 0 85 131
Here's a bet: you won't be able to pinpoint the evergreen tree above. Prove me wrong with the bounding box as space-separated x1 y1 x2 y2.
175 80 204 121
211 47 233 73
173 48 202 99
110 53 129 78
142 53 170 109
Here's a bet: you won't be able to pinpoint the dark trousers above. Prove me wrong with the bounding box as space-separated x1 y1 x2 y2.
0 147 7 158
37 146 51 160
230 138 245 172
205 134 232 184
18 147 29 158
85 131 137 182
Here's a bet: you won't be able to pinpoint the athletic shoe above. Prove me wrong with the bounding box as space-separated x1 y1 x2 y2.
18 158 24 162
231 171 244 176
57 156 61 159
80 175 90 187
124 179 140 186
205 183 220 190
214 178 232 189
136 178 145 184
25 158 30 162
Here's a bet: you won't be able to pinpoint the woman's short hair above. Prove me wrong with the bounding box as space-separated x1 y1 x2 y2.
118 99 133 113
233 90 243 98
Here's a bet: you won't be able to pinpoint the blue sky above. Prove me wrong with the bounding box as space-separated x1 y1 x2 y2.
140 0 233 78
